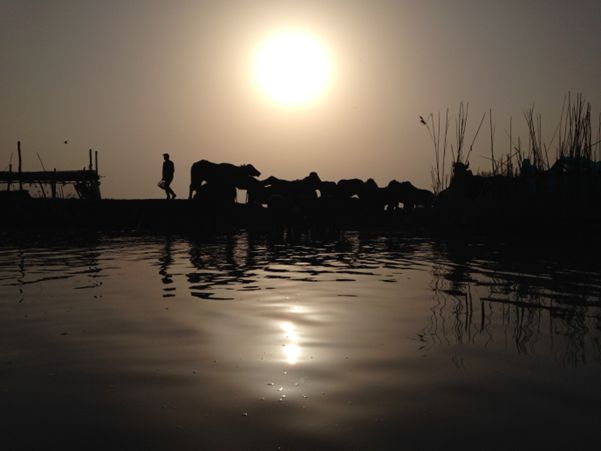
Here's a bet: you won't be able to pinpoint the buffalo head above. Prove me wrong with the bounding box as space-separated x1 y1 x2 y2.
242 164 261 178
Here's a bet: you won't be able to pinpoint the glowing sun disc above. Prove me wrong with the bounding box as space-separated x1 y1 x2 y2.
255 31 330 105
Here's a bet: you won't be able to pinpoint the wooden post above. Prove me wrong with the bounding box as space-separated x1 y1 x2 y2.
51 169 57 198
95 150 98 174
17 141 22 191
89 149 93 171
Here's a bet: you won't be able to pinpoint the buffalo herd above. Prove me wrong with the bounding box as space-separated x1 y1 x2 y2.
187 159 434 215
185 157 601 228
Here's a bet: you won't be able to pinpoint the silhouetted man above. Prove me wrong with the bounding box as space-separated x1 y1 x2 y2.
162 153 176 199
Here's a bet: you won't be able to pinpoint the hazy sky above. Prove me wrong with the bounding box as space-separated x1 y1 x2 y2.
1 0 600 198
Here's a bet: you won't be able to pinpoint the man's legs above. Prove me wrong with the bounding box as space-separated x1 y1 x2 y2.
164 179 176 199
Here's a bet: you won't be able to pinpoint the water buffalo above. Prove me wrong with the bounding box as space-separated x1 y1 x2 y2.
337 178 364 199
193 182 237 206
387 180 434 209
447 161 519 202
189 160 261 199
246 172 323 208
245 177 275 206
262 172 322 204
361 178 388 211
318 181 339 199
448 161 485 200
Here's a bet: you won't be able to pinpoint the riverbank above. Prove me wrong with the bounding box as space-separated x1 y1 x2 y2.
2 197 601 242
0 198 429 232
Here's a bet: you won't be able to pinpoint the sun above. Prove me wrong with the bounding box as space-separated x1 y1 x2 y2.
254 31 331 106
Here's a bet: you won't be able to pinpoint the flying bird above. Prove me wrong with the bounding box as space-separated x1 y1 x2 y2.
419 116 427 125
64 140 68 144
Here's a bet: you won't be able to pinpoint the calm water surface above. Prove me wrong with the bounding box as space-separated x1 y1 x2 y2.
1 231 600 450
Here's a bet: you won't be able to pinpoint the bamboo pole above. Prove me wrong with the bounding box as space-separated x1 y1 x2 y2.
17 141 22 191
489 109 495 174
6 153 12 191
51 169 57 199
36 152 48 198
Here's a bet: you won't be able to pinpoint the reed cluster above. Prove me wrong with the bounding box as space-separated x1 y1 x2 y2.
421 102 486 193
422 93 601 192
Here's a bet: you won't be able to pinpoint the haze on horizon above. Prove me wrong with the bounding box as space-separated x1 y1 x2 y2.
1 0 600 199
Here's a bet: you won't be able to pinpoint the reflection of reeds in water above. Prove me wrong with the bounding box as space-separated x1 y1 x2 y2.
423 257 601 368
426 267 493 350
154 231 601 367
2 234 105 299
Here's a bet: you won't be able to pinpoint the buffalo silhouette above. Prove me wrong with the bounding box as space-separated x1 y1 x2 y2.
246 172 322 209
258 172 322 207
189 160 260 200
337 178 365 199
361 178 388 211
318 180 339 199
387 180 434 209
193 182 237 206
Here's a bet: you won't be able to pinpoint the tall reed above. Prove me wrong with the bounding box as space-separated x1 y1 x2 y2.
422 102 486 193
421 109 449 194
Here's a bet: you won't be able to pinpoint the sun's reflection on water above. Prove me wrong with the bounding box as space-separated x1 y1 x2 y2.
281 321 302 365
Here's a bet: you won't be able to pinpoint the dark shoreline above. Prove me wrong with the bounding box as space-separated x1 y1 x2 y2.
1 198 427 232
2 197 601 245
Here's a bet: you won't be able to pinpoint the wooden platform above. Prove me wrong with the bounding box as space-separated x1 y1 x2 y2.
0 170 101 200
0 170 100 183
